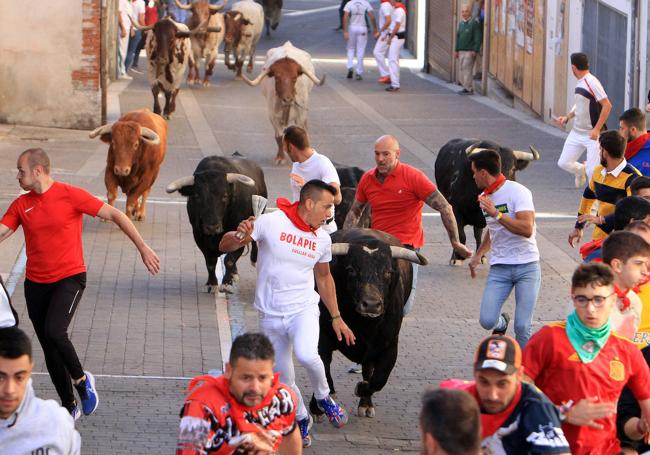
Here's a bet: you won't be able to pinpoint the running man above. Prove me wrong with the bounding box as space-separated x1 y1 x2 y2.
0 148 160 419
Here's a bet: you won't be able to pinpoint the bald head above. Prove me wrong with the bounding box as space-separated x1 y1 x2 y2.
374 135 401 176
19 148 51 175
461 4 471 19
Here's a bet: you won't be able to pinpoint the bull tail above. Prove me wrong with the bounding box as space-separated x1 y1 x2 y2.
250 241 258 264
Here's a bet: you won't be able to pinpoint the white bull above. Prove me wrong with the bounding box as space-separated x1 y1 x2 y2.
223 0 264 78
242 41 325 164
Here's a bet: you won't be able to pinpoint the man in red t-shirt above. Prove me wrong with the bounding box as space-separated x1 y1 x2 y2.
523 263 650 455
177 332 301 454
0 148 160 419
343 134 471 314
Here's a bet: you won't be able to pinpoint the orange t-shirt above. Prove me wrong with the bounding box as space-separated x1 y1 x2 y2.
1 182 104 283
355 162 436 248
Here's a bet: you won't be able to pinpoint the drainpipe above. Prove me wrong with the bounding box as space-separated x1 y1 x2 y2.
451 0 458 82
481 0 491 95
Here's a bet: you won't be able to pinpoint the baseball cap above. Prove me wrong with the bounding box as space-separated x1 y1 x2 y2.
473 335 522 374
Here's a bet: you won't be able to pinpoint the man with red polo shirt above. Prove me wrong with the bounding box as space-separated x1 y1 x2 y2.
0 148 160 420
523 262 650 455
343 134 471 314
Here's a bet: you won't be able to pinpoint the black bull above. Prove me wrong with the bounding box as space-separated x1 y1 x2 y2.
434 138 540 265
166 156 267 293
311 228 428 418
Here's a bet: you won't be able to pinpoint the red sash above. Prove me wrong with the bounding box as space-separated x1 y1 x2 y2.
478 174 506 201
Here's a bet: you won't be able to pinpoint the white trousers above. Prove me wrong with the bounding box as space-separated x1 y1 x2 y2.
347 25 368 74
118 34 129 75
388 37 405 88
557 129 600 182
259 304 330 420
373 34 390 77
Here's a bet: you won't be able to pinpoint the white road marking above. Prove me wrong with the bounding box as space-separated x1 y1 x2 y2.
178 90 224 157
32 371 193 381
284 5 339 16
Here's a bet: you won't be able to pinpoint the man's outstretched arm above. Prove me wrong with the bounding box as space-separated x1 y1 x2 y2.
424 190 472 258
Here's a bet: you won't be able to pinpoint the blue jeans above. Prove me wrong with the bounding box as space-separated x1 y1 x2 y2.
478 261 541 348
125 30 141 71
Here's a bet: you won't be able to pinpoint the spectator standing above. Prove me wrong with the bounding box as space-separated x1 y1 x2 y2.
555 53 612 187
342 0 377 80
385 0 406 92
619 108 650 175
284 126 342 233
125 0 146 73
568 130 639 247
176 333 301 454
373 0 393 85
467 150 540 348
167 0 188 23
118 0 132 79
523 263 650 455
420 388 482 455
455 3 481 95
131 0 159 73
0 327 81 455
0 149 160 419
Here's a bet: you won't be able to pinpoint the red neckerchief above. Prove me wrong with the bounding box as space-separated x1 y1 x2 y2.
380 0 391 3
471 382 523 438
276 197 317 236
579 238 604 261
614 284 631 311
634 276 650 293
478 174 506 201
394 2 406 12
625 132 650 160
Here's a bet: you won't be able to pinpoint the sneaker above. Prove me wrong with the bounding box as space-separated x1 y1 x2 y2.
74 370 99 416
458 88 473 95
355 74 363 80
492 312 510 336
316 396 348 428
66 402 81 421
574 166 586 188
377 76 391 84
297 415 313 447
129 66 143 74
385 86 399 92
347 363 362 374
346 69 353 79
118 74 133 80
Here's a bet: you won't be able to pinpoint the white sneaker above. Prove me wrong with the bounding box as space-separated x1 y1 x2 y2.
574 166 586 188
119 74 133 80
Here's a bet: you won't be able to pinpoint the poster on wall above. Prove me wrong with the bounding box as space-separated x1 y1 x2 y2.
515 0 525 48
525 0 534 54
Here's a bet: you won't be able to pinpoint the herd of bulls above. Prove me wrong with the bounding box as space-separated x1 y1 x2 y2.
88 0 542 419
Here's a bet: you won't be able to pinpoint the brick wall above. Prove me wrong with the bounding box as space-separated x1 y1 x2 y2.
72 0 101 91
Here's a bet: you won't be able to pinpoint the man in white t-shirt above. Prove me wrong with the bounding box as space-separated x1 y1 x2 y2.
343 0 378 80
124 0 146 72
117 0 132 79
219 180 355 448
373 0 394 84
385 0 407 92
284 126 342 234
555 52 612 187
466 150 541 348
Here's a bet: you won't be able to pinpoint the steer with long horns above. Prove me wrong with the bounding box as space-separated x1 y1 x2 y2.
89 109 167 221
241 41 326 165
174 0 227 86
434 138 541 265
166 156 268 293
131 16 220 118
311 228 428 420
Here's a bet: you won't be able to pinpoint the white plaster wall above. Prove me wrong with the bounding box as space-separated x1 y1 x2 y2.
0 0 101 129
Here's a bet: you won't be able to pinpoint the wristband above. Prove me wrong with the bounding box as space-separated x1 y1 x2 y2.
495 212 503 221
331 314 341 321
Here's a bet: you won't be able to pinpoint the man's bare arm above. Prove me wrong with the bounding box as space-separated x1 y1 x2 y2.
425 190 472 258
0 224 14 244
329 182 342 205
278 426 302 455
343 200 368 229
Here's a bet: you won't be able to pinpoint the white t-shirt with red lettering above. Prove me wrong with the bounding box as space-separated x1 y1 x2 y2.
251 210 332 316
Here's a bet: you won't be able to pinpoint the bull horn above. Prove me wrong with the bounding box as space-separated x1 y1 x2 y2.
529 145 541 160
390 246 429 266
512 150 535 161
206 26 222 33
129 16 154 32
166 175 195 193
241 69 269 87
174 0 192 10
209 0 227 11
139 127 160 145
170 18 191 33
331 243 350 256
89 123 113 139
302 68 325 86
465 143 487 155
226 173 255 187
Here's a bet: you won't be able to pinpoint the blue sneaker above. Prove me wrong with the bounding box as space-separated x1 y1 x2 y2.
74 371 99 415
316 396 348 428
297 415 313 447
66 402 81 421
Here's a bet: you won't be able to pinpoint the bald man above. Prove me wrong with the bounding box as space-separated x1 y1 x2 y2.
344 136 471 314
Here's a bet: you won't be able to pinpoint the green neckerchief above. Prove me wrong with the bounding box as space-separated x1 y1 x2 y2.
566 310 611 363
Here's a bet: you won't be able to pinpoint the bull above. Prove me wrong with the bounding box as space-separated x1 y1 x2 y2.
334 164 370 229
89 109 167 221
310 228 428 419
223 0 264 78
133 17 218 118
434 138 540 265
166 156 267 293
242 41 325 164
174 0 227 86
255 0 282 36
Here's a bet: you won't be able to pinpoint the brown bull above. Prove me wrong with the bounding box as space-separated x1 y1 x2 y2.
89 110 168 221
